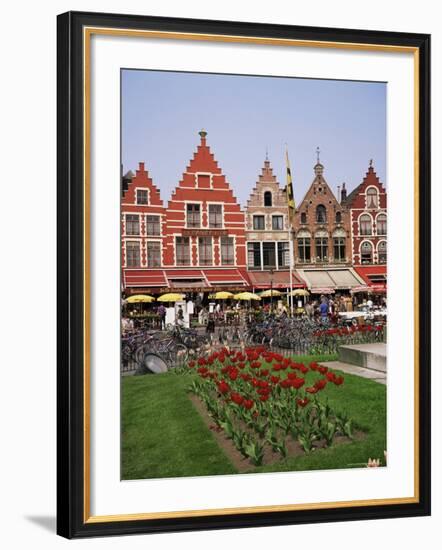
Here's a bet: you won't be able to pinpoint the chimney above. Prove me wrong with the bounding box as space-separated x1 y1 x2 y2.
341 182 347 202
138 161 145 172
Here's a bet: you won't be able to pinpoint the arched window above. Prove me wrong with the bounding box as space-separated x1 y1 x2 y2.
316 204 327 223
264 191 272 207
359 214 372 236
376 213 387 235
378 241 387 263
335 211 342 223
300 212 307 224
366 187 379 208
360 241 373 264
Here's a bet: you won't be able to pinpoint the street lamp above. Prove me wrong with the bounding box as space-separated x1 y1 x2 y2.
269 268 274 313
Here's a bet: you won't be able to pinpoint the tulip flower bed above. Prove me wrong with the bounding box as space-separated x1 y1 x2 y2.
185 346 356 467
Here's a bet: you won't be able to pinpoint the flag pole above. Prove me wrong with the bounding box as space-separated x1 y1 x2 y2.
285 146 295 317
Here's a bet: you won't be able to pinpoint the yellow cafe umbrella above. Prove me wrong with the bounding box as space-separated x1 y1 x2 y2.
259 289 283 298
213 291 234 300
233 292 261 301
126 294 155 303
157 293 185 302
288 289 310 297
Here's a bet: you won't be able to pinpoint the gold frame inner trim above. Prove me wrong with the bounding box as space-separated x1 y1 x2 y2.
83 26 420 524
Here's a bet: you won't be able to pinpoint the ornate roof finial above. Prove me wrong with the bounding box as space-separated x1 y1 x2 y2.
369 158 373 167
199 129 207 139
265 146 269 162
316 146 321 164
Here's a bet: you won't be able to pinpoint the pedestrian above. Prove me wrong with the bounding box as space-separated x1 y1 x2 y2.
176 305 184 326
157 303 166 329
319 297 329 323
206 313 215 342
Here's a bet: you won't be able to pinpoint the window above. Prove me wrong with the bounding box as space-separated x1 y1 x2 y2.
253 215 265 230
278 242 290 268
300 212 307 224
125 214 139 236
208 204 223 228
146 215 160 236
378 241 387 263
136 189 148 205
366 187 379 208
377 213 387 235
264 191 272 207
335 211 342 223
359 214 372 235
126 241 140 267
333 237 346 262
272 215 284 230
316 204 327 223
360 241 373 264
247 242 261 269
147 241 161 267
186 203 201 228
263 242 276 268
198 237 213 266
221 236 234 265
298 238 311 262
315 237 328 262
176 236 190 266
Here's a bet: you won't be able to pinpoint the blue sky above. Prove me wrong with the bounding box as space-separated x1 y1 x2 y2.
122 69 386 206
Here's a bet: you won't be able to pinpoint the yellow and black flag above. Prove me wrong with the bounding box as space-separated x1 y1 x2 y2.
285 148 295 218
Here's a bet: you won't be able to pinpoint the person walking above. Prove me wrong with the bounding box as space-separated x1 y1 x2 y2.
319 297 329 324
157 304 166 329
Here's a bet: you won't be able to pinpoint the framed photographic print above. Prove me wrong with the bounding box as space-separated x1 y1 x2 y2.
57 11 431 538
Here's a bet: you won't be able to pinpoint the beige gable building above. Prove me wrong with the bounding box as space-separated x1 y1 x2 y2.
245 158 303 290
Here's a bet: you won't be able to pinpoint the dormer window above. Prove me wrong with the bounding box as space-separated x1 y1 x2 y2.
264 191 272 207
136 189 148 205
301 212 307 224
335 211 342 223
366 187 379 208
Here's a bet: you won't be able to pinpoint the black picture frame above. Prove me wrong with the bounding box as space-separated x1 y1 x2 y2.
57 10 431 539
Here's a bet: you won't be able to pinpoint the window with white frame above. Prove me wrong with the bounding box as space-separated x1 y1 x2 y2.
298 237 311 262
253 215 265 230
126 241 140 267
198 236 213 266
146 215 161 236
208 204 223 228
220 236 234 265
176 236 190 266
277 242 290 267
125 214 139 235
186 203 201 228
378 241 387 263
366 187 379 208
361 241 373 264
247 242 261 269
272 215 284 230
359 214 372 236
136 189 148 205
147 241 161 267
376 213 387 235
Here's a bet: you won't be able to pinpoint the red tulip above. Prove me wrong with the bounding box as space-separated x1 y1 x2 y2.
243 399 254 410
188 360 196 368
333 375 344 386
314 379 327 390
291 378 305 389
296 397 310 408
217 380 230 394
259 394 269 402
306 386 318 394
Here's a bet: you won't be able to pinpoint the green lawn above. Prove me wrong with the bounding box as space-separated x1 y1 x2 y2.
121 354 386 480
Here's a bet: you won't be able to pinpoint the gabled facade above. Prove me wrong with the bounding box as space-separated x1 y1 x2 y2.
121 162 166 290
343 162 387 266
292 160 351 267
245 158 291 271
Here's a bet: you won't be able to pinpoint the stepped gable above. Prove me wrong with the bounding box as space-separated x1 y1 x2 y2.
342 162 386 208
123 161 164 207
168 130 241 209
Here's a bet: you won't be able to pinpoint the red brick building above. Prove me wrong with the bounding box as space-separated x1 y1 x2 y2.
121 130 249 294
342 162 387 291
291 157 365 294
121 162 167 291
